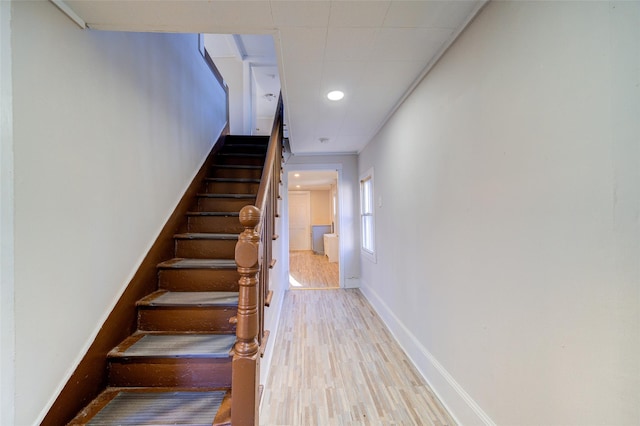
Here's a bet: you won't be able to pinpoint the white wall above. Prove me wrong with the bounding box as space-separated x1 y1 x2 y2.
0 2 15 425
310 190 331 225
210 56 245 134
10 2 228 424
358 1 639 425
285 154 360 288
260 215 287 386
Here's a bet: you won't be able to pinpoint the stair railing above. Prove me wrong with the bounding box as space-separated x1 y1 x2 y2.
232 94 283 425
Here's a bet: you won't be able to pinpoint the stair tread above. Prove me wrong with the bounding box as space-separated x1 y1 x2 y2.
213 164 262 169
186 211 240 217
217 152 264 157
225 135 269 141
196 193 256 198
204 177 261 183
223 144 267 149
158 258 236 269
138 291 239 307
174 233 239 240
85 389 227 425
111 334 235 358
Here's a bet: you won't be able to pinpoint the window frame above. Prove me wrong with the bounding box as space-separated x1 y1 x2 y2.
360 168 376 262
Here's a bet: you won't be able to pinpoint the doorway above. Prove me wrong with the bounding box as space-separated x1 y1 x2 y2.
287 169 340 289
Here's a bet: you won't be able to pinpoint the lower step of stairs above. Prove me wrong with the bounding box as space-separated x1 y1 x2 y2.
158 258 239 291
68 387 231 425
108 333 235 387
136 291 239 332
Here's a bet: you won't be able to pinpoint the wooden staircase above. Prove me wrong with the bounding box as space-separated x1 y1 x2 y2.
67 135 269 425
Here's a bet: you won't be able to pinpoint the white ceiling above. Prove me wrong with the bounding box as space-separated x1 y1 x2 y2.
288 170 338 191
63 0 485 155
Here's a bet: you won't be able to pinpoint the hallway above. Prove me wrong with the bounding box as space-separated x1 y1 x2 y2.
260 289 456 425
289 250 339 289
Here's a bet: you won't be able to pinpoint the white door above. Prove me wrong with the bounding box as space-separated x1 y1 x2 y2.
289 191 311 251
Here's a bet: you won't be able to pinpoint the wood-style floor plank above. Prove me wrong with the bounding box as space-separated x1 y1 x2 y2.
260 289 456 426
289 250 339 289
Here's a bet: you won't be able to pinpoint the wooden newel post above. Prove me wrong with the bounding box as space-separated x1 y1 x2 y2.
232 205 261 426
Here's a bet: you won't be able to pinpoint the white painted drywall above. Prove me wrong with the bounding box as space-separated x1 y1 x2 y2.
359 1 639 424
209 56 245 135
11 2 228 424
260 222 287 387
310 190 331 225
0 2 15 424
285 154 360 288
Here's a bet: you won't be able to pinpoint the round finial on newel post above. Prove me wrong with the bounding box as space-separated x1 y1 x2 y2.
239 205 260 229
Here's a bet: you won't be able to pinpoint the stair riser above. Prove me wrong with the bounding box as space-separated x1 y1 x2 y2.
197 197 255 212
175 239 237 259
205 181 260 194
108 359 232 388
138 307 237 332
209 168 262 180
187 216 243 233
221 146 267 155
225 136 269 145
213 156 264 167
159 269 240 292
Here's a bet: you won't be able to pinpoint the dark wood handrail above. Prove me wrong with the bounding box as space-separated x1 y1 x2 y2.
254 95 284 223
231 94 283 426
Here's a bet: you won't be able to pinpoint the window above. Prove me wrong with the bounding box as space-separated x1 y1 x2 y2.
360 169 375 260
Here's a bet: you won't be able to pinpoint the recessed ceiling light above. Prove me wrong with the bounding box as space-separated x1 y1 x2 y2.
327 90 344 101
294 173 300 177
296 185 301 188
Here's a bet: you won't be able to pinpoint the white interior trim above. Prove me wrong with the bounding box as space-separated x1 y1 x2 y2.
49 0 86 29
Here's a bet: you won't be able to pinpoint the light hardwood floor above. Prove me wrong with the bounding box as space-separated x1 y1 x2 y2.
289 250 339 289
260 289 457 426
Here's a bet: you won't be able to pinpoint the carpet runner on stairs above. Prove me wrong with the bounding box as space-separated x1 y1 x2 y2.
86 390 227 426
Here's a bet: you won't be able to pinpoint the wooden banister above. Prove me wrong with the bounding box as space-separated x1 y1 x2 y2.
231 94 283 425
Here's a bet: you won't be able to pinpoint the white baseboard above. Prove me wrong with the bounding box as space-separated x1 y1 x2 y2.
359 285 496 426
344 277 360 288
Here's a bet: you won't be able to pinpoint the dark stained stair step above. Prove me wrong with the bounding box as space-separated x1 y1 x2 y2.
68 388 231 426
158 258 237 269
217 152 265 158
108 333 234 387
174 233 239 259
209 164 263 179
158 258 239 292
137 291 239 332
205 177 261 183
222 143 267 151
213 153 264 167
204 177 260 194
138 290 239 307
224 135 269 144
109 333 235 358
219 143 267 157
197 193 257 198
186 212 243 233
196 193 256 212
